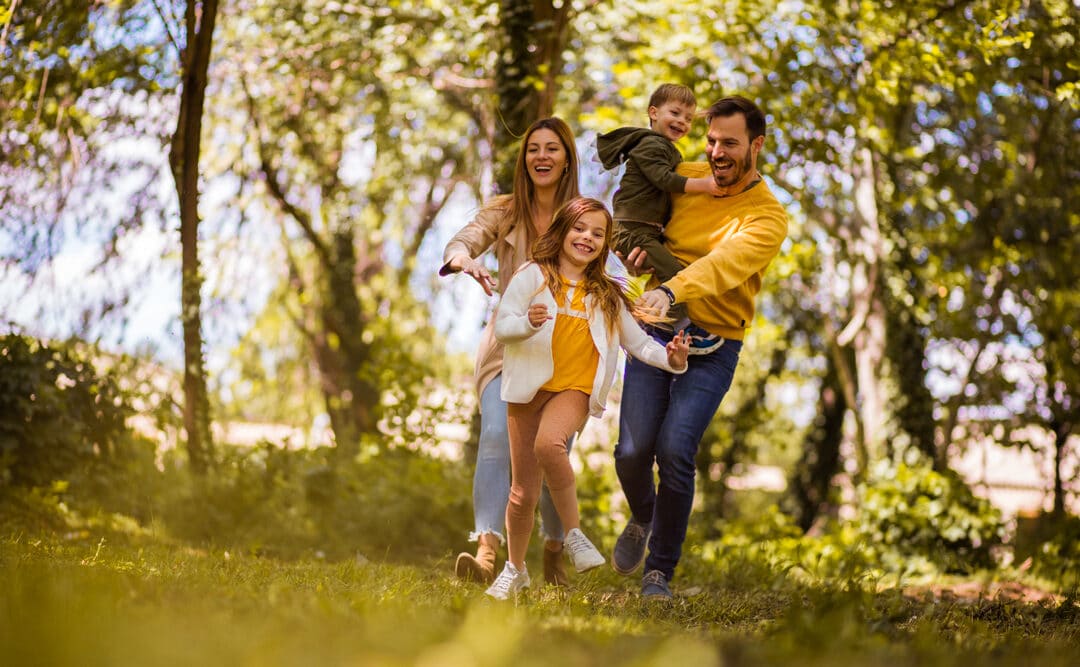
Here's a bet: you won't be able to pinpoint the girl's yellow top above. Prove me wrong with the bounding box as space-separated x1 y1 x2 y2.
540 278 599 395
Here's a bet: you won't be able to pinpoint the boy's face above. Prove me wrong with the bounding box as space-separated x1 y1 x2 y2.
649 101 696 142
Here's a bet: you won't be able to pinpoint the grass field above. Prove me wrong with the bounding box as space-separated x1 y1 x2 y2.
3 523 1079 667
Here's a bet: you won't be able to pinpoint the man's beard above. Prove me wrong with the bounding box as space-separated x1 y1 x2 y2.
710 152 752 187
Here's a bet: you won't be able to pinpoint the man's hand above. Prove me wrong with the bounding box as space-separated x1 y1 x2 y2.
450 254 497 296
636 288 671 319
528 303 552 328
666 330 690 370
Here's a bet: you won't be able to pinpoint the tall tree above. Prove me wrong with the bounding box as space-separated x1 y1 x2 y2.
168 0 219 473
202 0 486 455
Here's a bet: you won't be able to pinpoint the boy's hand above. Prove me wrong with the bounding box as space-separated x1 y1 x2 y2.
667 330 690 370
617 247 656 277
528 303 552 328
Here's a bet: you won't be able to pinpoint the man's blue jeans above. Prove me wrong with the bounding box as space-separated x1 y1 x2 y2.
614 329 742 581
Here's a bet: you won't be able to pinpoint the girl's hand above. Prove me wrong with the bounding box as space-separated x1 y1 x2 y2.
528 303 552 328
451 254 497 296
667 330 690 370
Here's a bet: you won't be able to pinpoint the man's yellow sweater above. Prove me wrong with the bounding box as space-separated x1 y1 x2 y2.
661 162 788 341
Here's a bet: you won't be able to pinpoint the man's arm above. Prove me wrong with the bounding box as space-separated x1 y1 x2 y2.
635 210 784 317
663 208 788 303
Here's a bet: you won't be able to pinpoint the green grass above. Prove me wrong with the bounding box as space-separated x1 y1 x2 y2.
3 524 1079 667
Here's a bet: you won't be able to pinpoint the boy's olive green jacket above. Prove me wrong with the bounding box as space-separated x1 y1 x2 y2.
596 127 687 226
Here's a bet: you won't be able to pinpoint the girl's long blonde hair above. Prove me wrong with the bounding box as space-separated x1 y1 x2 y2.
530 197 630 335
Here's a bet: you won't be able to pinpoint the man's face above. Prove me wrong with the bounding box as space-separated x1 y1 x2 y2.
705 114 763 189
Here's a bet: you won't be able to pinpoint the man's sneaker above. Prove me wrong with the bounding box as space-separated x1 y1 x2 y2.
612 518 651 575
641 569 673 599
564 528 605 573
685 324 724 356
485 562 530 600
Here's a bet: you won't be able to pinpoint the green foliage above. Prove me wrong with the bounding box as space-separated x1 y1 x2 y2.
1025 514 1080 588
842 461 1005 575
697 460 1007 584
1 0 174 290
159 443 472 563
0 334 132 487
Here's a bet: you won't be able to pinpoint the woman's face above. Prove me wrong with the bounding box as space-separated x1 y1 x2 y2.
524 128 568 190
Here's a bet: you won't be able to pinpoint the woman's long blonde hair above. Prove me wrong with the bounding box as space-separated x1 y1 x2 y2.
530 198 630 335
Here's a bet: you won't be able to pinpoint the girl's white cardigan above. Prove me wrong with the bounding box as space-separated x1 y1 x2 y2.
494 262 686 418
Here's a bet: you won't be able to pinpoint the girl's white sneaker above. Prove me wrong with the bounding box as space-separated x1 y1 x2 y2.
484 561 531 600
565 528 605 573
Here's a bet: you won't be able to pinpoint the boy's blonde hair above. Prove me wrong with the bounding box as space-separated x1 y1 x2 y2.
648 83 696 111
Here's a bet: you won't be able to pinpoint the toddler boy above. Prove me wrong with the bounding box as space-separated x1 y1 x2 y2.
597 83 723 353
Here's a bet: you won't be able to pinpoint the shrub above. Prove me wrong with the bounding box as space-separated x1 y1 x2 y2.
0 335 131 487
1026 513 1080 587
842 460 1005 574
159 442 472 562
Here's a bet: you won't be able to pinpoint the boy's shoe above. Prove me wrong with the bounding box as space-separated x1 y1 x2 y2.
611 518 651 575
641 569 673 600
684 324 724 356
485 562 530 600
564 528 605 573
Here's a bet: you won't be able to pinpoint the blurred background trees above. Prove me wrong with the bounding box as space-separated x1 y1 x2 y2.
1 0 1077 565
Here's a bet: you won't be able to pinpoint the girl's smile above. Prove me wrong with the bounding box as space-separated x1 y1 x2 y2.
560 210 608 275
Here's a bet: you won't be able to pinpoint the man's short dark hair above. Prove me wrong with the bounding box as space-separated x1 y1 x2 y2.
706 96 766 141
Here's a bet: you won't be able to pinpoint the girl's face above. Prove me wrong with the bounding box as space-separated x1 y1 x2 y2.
524 128 568 190
560 210 608 272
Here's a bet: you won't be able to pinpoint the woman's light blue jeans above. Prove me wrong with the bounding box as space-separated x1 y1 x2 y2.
472 374 567 543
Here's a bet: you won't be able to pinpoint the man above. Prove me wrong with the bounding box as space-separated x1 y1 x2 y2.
612 96 788 599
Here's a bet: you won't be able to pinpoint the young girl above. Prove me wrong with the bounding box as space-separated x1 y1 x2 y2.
485 197 690 600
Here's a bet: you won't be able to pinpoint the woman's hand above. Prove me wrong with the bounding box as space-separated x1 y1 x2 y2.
450 254 497 296
527 303 552 328
666 330 690 371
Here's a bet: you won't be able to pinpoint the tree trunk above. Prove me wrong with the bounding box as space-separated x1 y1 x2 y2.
169 0 219 474
790 352 847 532
318 229 377 458
1051 418 1068 518
883 258 940 467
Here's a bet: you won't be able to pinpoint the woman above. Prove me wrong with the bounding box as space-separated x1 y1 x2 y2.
440 117 581 586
